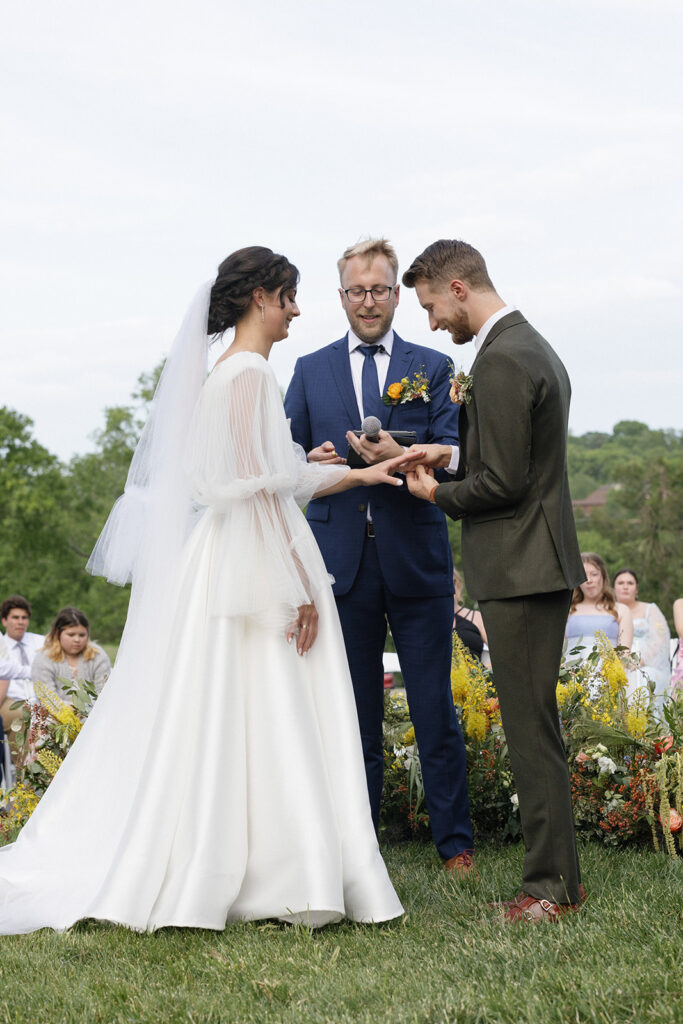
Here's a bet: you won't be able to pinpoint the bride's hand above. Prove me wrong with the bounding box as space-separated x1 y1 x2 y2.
354 449 425 487
287 602 318 655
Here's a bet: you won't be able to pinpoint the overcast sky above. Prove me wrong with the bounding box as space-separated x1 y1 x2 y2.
2 0 681 461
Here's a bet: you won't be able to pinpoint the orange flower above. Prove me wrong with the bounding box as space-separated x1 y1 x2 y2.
449 381 459 403
387 382 404 401
575 751 591 765
665 809 683 833
484 697 499 716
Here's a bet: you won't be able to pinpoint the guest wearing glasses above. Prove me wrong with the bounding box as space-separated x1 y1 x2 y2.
285 238 474 875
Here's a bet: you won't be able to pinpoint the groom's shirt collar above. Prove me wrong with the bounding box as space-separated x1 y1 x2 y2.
474 305 516 352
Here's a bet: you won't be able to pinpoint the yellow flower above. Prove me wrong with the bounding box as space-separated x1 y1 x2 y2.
451 662 470 704
450 633 492 741
387 382 404 400
625 687 649 740
403 726 415 745
34 680 81 739
36 749 64 778
465 710 487 743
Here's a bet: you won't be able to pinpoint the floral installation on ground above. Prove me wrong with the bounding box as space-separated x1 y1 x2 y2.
0 677 99 843
381 629 683 855
382 368 431 406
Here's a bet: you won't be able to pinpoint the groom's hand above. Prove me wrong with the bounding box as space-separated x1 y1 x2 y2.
401 443 453 470
345 429 403 465
308 441 346 465
406 464 439 502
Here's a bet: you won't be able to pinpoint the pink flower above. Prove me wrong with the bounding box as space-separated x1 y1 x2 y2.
662 809 683 833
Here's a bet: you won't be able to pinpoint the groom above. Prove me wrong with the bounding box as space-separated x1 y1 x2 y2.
284 238 473 870
401 239 586 922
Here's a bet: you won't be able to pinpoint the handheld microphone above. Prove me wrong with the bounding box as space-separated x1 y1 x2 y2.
361 415 382 443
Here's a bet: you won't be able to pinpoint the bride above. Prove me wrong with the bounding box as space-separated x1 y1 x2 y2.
0 246 413 933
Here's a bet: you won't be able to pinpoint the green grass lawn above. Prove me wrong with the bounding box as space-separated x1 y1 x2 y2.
1 840 681 1024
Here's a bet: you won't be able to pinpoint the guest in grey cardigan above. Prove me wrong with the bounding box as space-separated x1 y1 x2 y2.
31 607 111 700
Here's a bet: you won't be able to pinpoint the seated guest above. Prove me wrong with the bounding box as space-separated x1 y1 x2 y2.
565 553 633 662
1 595 45 744
31 607 111 700
452 568 487 660
613 567 671 711
672 598 683 698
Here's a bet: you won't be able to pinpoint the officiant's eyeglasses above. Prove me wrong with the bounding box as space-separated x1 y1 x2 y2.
342 286 395 303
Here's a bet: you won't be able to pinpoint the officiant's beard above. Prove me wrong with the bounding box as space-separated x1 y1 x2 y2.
345 301 395 345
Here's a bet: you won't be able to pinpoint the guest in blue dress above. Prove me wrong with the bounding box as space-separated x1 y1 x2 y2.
565 552 633 663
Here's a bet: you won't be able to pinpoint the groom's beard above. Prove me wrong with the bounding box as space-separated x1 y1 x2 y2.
448 309 475 346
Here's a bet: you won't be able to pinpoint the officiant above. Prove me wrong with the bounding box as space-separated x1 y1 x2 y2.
285 238 474 874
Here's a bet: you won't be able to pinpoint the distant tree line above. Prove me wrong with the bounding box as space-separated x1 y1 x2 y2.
448 420 682 630
1 369 681 643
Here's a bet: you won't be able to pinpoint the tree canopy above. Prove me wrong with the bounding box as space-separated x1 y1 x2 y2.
1 372 680 643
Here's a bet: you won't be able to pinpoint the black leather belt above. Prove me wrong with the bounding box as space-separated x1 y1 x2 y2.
366 522 375 538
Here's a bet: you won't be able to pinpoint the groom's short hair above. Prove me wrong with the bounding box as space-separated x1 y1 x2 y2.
337 238 399 283
402 240 494 292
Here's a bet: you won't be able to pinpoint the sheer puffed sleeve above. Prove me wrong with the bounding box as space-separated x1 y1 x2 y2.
184 354 348 630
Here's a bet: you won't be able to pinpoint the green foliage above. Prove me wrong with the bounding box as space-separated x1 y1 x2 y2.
448 420 683 626
0 364 163 640
0 842 680 1024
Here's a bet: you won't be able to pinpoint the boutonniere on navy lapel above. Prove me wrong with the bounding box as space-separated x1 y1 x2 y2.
448 363 473 405
382 368 431 406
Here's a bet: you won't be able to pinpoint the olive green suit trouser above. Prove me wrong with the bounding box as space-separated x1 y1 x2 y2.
479 589 581 905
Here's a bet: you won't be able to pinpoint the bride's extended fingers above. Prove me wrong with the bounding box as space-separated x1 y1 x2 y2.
386 449 425 473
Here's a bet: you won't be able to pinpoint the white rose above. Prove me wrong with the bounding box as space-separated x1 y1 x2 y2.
510 793 519 810
597 755 617 774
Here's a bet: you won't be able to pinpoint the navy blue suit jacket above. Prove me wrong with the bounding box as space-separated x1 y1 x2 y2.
284 332 459 598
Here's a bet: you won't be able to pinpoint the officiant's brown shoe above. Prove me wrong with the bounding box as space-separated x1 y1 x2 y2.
443 851 477 878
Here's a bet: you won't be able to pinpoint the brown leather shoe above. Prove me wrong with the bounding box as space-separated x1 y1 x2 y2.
501 892 584 923
443 851 477 877
490 883 586 912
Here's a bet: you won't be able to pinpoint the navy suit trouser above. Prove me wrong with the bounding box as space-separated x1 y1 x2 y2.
335 534 473 860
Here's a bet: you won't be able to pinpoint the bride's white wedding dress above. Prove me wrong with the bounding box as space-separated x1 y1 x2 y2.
0 351 403 933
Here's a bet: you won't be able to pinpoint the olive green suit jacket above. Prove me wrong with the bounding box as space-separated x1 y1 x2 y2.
434 312 584 601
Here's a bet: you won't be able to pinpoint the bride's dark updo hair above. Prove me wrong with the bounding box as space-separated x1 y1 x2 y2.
208 246 299 336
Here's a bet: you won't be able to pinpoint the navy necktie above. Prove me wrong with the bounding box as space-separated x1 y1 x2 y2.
359 344 385 422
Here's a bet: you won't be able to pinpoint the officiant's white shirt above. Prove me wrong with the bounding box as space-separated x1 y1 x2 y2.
348 328 460 474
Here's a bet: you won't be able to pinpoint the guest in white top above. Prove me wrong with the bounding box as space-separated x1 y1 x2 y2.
612 568 671 712
31 607 111 701
0 595 44 750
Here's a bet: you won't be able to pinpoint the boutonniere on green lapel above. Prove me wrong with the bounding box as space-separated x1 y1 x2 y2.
382 368 431 406
448 365 473 405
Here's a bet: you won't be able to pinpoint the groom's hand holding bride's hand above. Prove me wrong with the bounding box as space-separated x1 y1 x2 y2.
353 449 424 487
405 463 439 503
401 443 453 471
